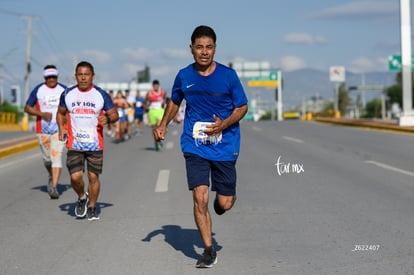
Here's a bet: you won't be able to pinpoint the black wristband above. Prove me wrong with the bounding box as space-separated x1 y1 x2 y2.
106 115 111 124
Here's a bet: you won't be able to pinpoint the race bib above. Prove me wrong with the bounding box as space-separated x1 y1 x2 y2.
44 95 60 107
75 128 95 143
192 122 222 145
136 101 142 108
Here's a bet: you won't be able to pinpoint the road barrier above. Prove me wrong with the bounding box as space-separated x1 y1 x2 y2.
0 137 39 159
314 117 414 134
0 112 17 124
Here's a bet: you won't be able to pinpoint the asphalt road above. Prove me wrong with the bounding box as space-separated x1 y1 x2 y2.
0 131 35 143
0 121 413 275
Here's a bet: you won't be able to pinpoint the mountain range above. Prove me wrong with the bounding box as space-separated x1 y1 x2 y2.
243 68 398 111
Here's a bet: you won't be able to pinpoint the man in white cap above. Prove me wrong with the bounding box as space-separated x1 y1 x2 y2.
24 65 67 199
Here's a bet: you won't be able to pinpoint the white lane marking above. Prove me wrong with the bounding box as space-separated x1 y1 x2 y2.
252 126 262 132
155 169 170 192
0 152 40 169
165 141 174 149
283 136 304 144
365 160 414 177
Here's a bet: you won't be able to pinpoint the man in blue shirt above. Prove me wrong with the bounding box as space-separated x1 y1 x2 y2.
133 90 145 135
153 25 248 268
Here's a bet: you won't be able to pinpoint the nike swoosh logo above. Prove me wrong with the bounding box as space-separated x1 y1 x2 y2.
186 84 195 88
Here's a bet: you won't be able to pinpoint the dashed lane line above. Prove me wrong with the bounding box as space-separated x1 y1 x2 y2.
283 136 304 144
165 141 174 149
365 160 414 177
155 169 170 192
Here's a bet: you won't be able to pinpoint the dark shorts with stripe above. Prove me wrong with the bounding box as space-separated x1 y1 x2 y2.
184 153 237 196
66 149 104 175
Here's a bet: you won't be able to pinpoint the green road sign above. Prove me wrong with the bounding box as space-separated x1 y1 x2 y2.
248 71 278 81
388 54 414 71
247 71 279 87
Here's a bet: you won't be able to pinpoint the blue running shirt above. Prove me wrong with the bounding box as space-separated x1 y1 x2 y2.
171 62 248 161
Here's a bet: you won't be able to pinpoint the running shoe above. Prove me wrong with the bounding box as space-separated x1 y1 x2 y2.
87 206 100 221
74 193 89 218
213 198 226 215
49 187 59 199
47 176 52 194
196 247 217 268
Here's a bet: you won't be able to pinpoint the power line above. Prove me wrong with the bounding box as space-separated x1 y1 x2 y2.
0 8 24 17
38 20 62 54
32 18 73 77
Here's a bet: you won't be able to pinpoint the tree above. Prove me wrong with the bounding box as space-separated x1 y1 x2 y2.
338 83 350 115
363 98 382 119
0 100 24 123
386 72 414 108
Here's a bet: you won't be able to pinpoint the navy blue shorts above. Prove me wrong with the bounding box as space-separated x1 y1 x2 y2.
134 113 143 121
184 153 237 196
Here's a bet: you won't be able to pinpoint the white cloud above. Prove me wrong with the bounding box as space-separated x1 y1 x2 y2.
308 1 398 19
151 65 178 79
347 56 388 73
79 50 111 63
120 48 154 61
280 55 307 71
117 48 189 82
376 57 388 69
120 47 189 62
283 33 327 45
160 48 188 59
123 63 142 77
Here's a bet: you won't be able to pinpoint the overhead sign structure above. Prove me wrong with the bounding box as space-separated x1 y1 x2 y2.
231 61 283 121
329 66 346 82
247 71 278 87
232 61 271 78
388 54 414 71
349 85 384 91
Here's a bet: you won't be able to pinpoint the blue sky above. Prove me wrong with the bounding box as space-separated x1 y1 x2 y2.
0 0 409 96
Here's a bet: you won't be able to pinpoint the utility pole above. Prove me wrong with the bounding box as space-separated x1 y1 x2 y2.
23 15 37 106
21 15 37 131
276 70 283 121
399 0 413 125
0 63 3 105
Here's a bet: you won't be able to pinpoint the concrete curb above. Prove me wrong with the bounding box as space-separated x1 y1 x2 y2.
0 139 39 159
313 117 414 134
